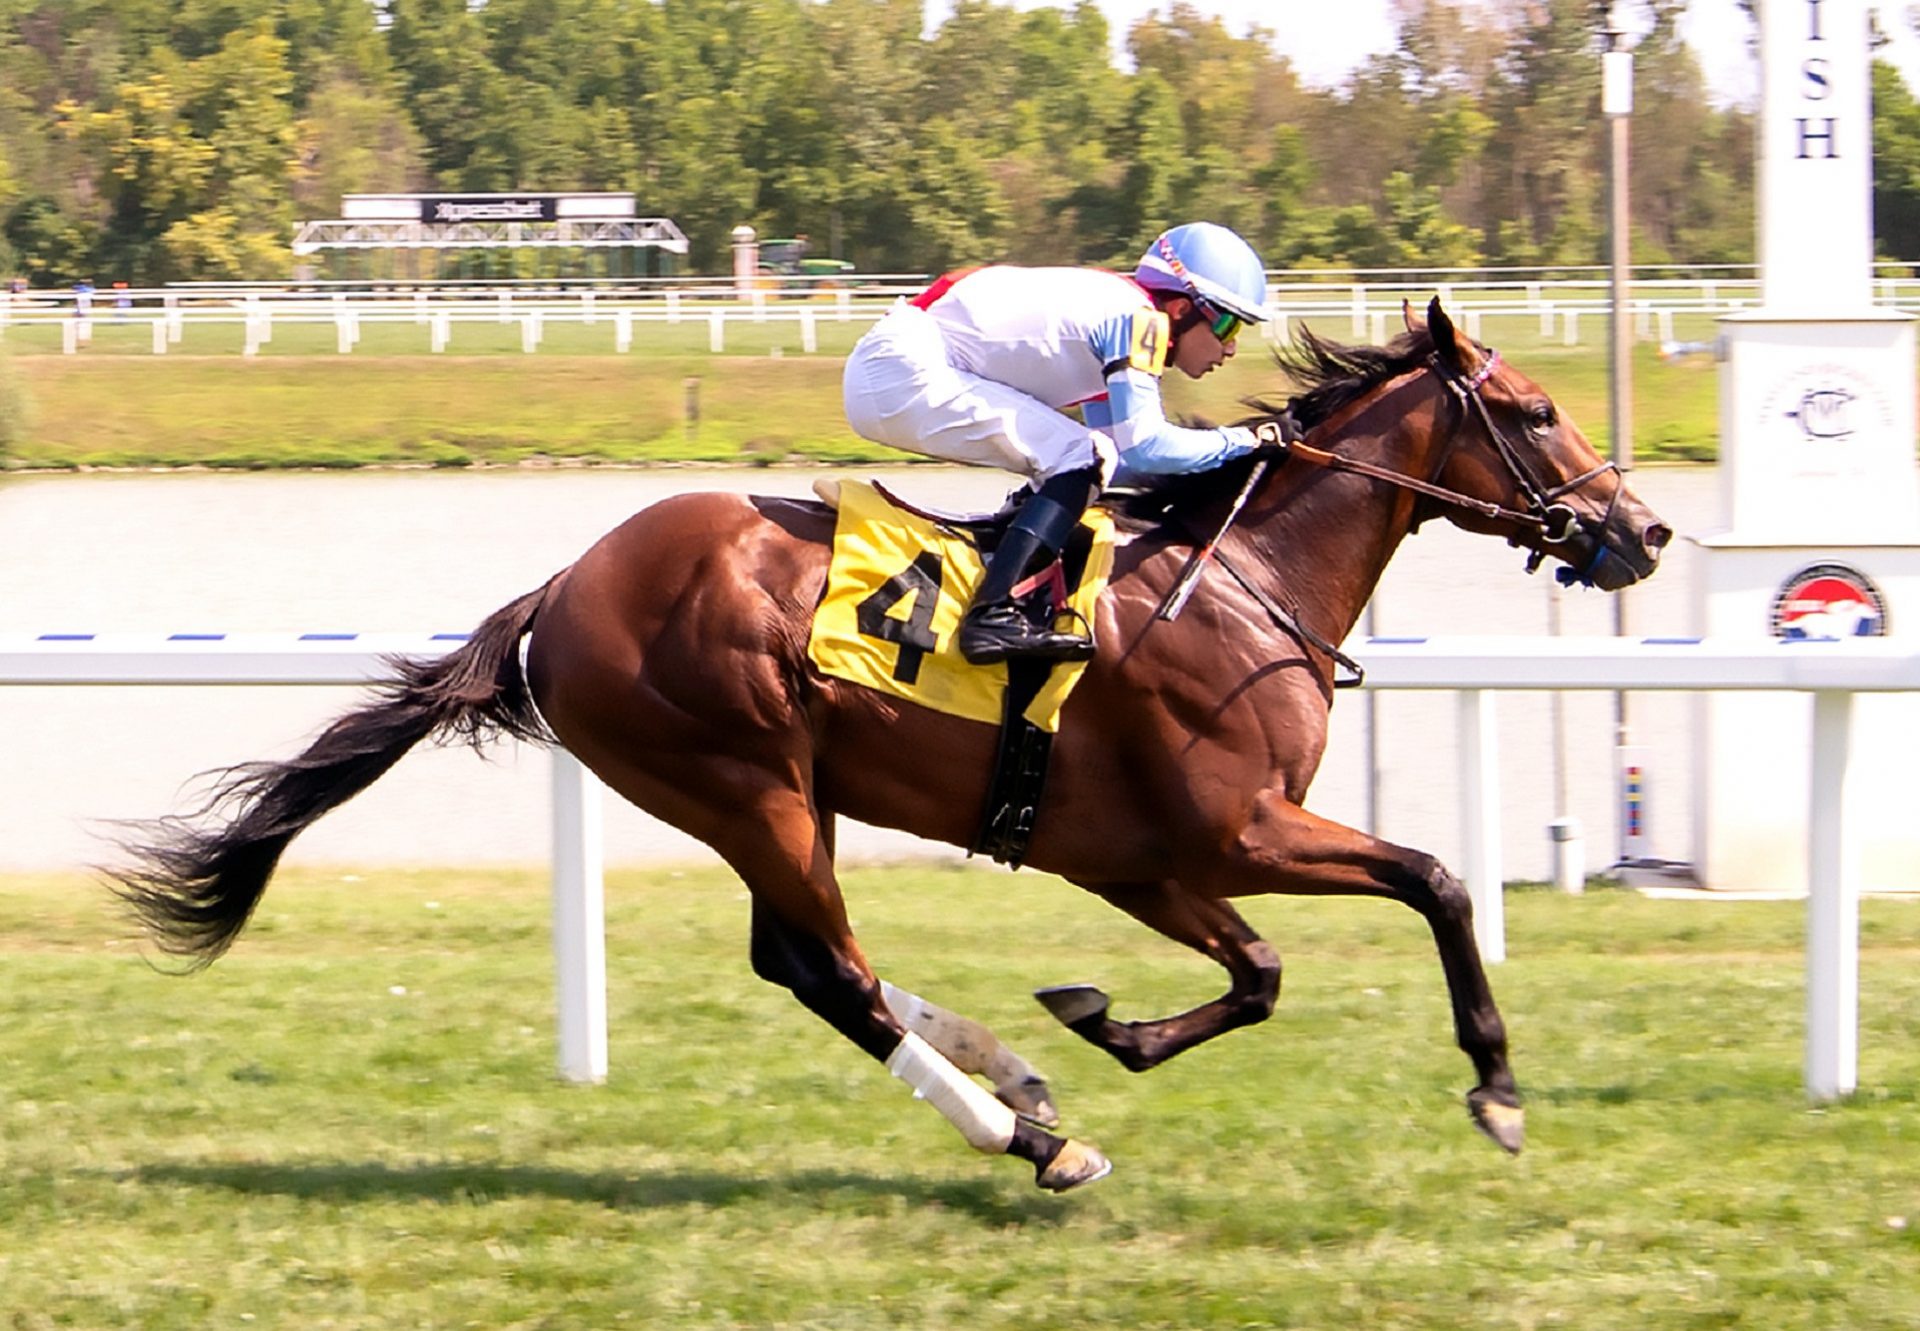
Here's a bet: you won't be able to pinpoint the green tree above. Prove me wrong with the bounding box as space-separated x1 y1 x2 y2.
1480 0 1605 263
388 0 506 187
1873 58 1920 260
295 73 427 214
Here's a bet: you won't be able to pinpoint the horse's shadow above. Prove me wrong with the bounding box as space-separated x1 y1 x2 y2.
131 1159 1077 1228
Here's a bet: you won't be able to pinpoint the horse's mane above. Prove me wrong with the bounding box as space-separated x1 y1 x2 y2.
1109 323 1439 530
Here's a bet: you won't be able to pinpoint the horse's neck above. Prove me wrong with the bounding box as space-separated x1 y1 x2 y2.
1233 379 1439 649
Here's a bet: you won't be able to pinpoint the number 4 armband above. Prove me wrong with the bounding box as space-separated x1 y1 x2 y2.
1099 309 1171 379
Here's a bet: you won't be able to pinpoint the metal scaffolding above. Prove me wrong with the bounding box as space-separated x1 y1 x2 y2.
291 216 690 256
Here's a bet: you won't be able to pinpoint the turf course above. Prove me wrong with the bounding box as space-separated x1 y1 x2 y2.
2 864 1915 1328
0 310 1724 470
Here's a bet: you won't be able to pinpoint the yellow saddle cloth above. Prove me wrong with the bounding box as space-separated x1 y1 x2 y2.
806 480 1116 733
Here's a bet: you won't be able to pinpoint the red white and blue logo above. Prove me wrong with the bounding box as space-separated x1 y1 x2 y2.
1769 562 1889 639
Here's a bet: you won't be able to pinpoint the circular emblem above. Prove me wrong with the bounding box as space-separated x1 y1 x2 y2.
1769 562 1890 639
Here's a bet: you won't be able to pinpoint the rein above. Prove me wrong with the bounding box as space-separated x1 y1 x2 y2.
1153 342 1624 685
1286 350 1617 545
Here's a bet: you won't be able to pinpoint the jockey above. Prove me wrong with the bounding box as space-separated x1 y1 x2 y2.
842 221 1281 665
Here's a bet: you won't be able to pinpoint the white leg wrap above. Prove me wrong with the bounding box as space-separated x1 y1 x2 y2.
885 1031 1017 1153
881 981 1044 1088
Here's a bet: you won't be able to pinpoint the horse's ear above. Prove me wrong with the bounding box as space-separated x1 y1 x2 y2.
1427 295 1471 374
1401 299 1419 335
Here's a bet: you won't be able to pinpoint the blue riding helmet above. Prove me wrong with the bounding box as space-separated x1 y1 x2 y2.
1134 222 1273 324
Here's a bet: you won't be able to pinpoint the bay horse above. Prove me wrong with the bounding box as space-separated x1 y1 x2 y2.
109 299 1670 1192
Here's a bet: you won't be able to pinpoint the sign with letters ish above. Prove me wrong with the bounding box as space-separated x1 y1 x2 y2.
1757 0 1874 312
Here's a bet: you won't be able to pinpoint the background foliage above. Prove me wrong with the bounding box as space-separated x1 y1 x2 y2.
2 0 1879 286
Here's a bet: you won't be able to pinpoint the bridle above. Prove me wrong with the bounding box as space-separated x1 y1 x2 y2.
1160 344 1627 688
1284 348 1621 569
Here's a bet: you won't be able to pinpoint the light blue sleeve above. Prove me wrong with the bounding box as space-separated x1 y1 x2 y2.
1085 310 1257 483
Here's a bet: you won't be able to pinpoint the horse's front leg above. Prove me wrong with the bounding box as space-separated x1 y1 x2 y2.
1224 791 1523 1153
1036 883 1280 1073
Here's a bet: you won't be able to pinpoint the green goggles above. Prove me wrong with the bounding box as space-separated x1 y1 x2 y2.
1198 300 1244 345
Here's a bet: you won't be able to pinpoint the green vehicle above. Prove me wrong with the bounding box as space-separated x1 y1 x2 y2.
758 236 854 291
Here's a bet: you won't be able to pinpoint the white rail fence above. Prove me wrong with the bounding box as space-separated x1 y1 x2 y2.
14 273 1920 355
4 631 1914 1101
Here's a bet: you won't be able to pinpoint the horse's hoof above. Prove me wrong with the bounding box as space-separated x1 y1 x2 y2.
997 1074 1061 1128
1036 1138 1112 1192
1035 984 1110 1028
1467 1089 1526 1155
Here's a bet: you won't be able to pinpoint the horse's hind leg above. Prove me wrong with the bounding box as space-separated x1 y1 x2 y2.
817 811 1058 1125
721 792 1103 1189
1036 883 1281 1073
881 981 1060 1127
747 891 1104 1190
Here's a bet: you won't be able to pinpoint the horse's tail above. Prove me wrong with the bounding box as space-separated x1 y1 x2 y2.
106 582 556 969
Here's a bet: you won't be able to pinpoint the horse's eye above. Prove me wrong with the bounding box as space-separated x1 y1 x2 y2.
1527 404 1556 435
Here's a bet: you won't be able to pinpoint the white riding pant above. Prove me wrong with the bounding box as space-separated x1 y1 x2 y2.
842 302 1116 484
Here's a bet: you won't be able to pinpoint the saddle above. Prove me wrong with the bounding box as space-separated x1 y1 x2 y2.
806 478 1109 868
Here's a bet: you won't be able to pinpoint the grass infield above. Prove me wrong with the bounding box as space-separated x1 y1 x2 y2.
1 863 1916 1328
0 312 1724 471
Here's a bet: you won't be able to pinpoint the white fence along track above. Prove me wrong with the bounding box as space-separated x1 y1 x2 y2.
3 630 1913 1100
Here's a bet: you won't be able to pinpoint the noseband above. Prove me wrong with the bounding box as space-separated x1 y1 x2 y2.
1283 349 1620 577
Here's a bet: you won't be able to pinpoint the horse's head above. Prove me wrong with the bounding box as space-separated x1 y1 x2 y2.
1417 297 1670 590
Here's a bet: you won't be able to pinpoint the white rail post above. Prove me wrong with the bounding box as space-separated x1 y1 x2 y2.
61 319 77 355
708 310 725 353
1806 690 1859 1100
1350 284 1368 338
615 308 632 353
800 307 817 353
551 748 609 1084
582 289 596 325
151 315 168 355
336 313 352 354
430 311 450 353
665 289 681 324
1563 309 1580 346
1458 689 1505 964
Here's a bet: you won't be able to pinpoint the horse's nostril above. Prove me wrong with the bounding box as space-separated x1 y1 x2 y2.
1644 523 1673 556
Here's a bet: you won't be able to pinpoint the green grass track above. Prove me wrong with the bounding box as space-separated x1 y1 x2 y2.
2 864 1916 1328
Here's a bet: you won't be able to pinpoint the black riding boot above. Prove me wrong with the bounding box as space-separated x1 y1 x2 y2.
957 467 1101 665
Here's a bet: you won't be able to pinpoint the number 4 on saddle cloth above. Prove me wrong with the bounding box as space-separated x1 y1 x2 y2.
806 480 1117 866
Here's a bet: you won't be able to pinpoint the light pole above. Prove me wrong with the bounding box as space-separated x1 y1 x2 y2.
1598 5 1639 879
1602 6 1634 723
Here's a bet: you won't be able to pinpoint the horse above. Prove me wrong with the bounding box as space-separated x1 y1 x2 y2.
108 298 1671 1193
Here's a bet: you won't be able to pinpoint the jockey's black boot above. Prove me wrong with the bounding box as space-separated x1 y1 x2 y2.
957 467 1101 666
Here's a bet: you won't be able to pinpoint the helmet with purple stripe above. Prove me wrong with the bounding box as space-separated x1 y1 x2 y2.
1134 222 1273 324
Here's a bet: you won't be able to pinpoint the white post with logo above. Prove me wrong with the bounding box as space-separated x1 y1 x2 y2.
1695 0 1920 897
